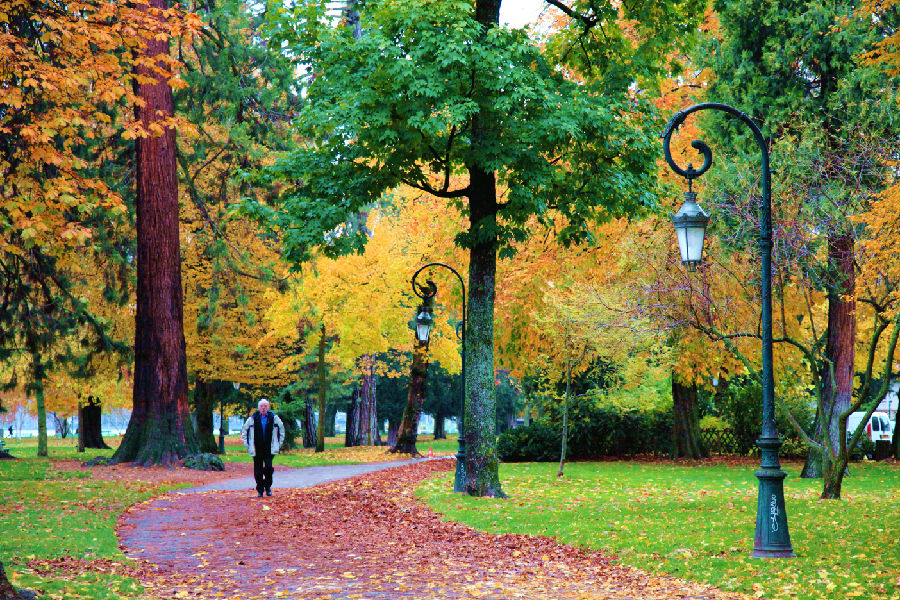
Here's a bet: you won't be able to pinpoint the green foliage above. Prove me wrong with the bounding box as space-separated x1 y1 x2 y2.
420 460 900 600
710 378 813 454
498 394 673 461
496 423 561 462
248 0 662 264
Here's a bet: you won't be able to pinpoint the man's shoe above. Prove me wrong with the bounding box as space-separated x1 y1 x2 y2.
266 489 272 496
257 491 263 498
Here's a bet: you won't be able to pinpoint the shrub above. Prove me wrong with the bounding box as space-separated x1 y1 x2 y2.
496 422 561 462
183 453 224 471
497 405 673 462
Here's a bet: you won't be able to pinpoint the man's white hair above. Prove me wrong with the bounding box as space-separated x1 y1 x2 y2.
258 398 270 409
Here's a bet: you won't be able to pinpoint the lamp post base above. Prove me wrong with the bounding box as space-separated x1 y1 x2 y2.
751 437 795 558
453 435 467 493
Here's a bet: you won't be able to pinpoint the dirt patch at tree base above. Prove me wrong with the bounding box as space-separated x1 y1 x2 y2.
110 460 757 600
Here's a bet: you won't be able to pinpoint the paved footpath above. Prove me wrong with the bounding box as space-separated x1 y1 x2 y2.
180 458 436 493
117 460 754 600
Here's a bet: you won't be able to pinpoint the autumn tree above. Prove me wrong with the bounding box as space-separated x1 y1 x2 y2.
0 0 160 456
697 0 900 482
251 0 701 496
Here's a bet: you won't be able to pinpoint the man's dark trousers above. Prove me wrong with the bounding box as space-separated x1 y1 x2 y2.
253 452 273 494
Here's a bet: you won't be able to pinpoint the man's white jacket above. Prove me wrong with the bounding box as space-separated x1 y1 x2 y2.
241 411 286 457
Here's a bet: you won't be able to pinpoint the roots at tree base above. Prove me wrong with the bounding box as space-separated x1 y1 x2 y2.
112 414 199 467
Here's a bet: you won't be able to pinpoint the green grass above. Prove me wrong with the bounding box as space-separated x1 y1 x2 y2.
418 460 900 600
0 454 183 599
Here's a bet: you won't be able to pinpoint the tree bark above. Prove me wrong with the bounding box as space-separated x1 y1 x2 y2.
113 0 197 465
358 357 377 445
345 387 360 447
193 378 218 454
302 394 317 448
392 336 430 455
80 396 110 449
433 409 446 439
0 561 22 600
463 154 504 497
670 376 708 459
316 324 326 453
802 232 855 480
35 380 47 458
460 0 505 498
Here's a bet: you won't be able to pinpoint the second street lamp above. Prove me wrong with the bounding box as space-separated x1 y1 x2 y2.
412 262 468 493
662 102 795 558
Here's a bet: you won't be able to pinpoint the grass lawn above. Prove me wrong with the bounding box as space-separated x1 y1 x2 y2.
0 450 183 599
419 459 900 600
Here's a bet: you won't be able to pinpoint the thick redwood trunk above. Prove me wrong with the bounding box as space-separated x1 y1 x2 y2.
802 233 855 479
392 340 430 455
670 376 708 459
80 396 110 449
193 378 217 454
113 0 197 465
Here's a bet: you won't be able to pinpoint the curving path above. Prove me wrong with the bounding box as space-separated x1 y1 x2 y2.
117 460 755 600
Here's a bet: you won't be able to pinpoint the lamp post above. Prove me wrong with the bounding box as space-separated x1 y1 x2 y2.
412 262 468 493
662 102 795 558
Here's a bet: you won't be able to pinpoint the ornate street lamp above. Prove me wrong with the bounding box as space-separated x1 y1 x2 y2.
415 302 435 343
662 103 795 558
412 262 468 493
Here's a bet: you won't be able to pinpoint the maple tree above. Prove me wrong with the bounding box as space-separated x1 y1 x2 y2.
250 0 702 496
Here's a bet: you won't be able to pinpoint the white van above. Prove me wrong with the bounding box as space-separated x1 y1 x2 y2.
847 412 893 443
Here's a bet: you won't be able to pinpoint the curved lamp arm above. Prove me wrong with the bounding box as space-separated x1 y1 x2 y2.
661 103 776 440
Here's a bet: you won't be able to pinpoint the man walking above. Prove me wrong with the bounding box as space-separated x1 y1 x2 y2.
241 399 285 497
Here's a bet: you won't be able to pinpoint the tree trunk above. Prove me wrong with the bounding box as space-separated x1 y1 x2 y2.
463 157 504 497
459 0 505 498
344 388 360 447
386 422 398 448
302 395 317 448
393 336 430 455
113 0 196 465
802 233 855 480
358 357 377 445
433 410 446 439
671 376 708 459
35 380 47 458
193 378 218 454
821 453 849 499
0 561 22 600
325 404 338 437
78 404 85 453
893 418 899 460
316 324 327 453
51 413 70 439
558 356 571 478
80 396 109 449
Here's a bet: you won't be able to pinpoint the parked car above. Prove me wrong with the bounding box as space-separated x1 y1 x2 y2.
847 411 893 443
